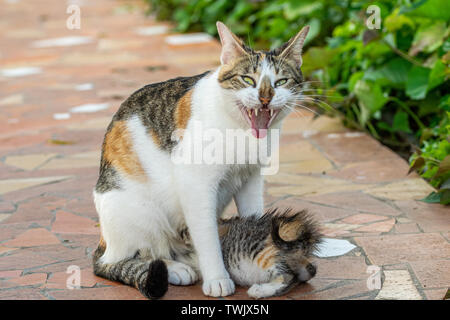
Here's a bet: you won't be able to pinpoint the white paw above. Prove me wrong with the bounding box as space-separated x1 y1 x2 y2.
167 262 198 286
202 278 235 297
247 284 275 299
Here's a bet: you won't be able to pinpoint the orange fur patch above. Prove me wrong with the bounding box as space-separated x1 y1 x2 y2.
256 244 277 269
279 219 303 241
103 120 147 182
175 90 192 131
98 235 106 250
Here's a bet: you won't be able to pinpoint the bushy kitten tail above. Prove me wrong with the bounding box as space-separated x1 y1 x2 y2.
270 209 322 254
92 245 168 299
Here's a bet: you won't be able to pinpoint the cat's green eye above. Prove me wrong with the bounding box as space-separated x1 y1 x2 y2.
241 76 255 87
275 78 288 87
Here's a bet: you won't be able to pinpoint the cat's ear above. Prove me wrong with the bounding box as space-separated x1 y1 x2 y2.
216 21 247 65
277 26 310 67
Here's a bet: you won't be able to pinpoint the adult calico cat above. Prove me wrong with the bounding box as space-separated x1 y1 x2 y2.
93 21 310 298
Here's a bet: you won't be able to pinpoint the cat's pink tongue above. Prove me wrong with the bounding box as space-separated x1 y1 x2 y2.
251 109 270 139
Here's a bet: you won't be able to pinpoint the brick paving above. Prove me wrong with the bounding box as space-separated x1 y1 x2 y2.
0 0 448 300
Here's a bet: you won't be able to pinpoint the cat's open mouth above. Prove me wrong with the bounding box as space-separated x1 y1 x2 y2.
239 105 281 139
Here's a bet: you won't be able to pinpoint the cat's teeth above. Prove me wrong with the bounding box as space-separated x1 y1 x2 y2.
270 109 274 117
255 108 258 116
247 109 252 118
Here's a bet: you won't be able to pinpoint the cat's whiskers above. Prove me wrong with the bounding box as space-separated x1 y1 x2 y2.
286 101 321 117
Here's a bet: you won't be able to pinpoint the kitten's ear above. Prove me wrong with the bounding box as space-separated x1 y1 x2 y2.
216 21 247 65
278 26 310 67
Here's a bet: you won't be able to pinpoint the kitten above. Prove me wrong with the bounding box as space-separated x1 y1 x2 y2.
93 21 310 298
93 208 322 299
220 208 321 299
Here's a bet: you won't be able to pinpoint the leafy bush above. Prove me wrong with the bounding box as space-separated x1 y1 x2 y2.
146 0 450 203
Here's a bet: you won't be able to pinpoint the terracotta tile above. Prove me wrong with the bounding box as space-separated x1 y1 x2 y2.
10 273 47 287
340 213 389 225
410 260 450 289
162 284 217 300
47 285 147 300
52 211 99 235
296 280 372 300
0 175 72 195
272 197 355 223
0 252 48 272
355 233 450 265
3 195 66 224
45 268 119 289
3 228 60 247
304 192 401 216
315 256 369 280
0 288 47 300
0 270 23 279
364 179 435 201
424 288 448 300
279 159 333 174
327 158 412 183
395 200 450 233
279 141 326 162
394 223 420 234
353 218 395 233
285 278 338 299
4 153 57 170
0 200 15 213
310 132 398 165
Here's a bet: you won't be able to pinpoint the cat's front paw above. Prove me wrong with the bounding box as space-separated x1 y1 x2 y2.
247 284 275 299
202 278 235 297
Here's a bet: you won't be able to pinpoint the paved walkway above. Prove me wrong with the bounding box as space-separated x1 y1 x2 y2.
0 0 448 300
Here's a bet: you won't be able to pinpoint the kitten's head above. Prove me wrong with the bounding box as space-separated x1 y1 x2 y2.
216 21 309 138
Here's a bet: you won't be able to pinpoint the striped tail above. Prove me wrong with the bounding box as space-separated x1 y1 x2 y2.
92 245 168 299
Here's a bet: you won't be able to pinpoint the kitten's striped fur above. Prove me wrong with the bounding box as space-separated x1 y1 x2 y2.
93 208 321 299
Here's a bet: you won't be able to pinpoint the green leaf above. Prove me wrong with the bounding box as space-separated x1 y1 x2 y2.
409 156 425 174
435 155 450 178
409 22 447 56
441 178 450 190
406 66 431 100
384 10 414 32
404 0 450 21
392 111 412 133
428 59 447 91
420 191 441 203
353 80 388 125
440 189 450 205
374 57 412 87
284 0 323 20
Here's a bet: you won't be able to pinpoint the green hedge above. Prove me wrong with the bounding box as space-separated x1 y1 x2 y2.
146 0 450 204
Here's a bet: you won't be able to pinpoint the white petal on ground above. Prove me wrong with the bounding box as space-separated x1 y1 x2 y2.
0 67 42 77
70 103 109 113
135 25 169 36
165 33 213 45
75 83 94 91
314 238 357 258
53 113 71 120
31 36 93 48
